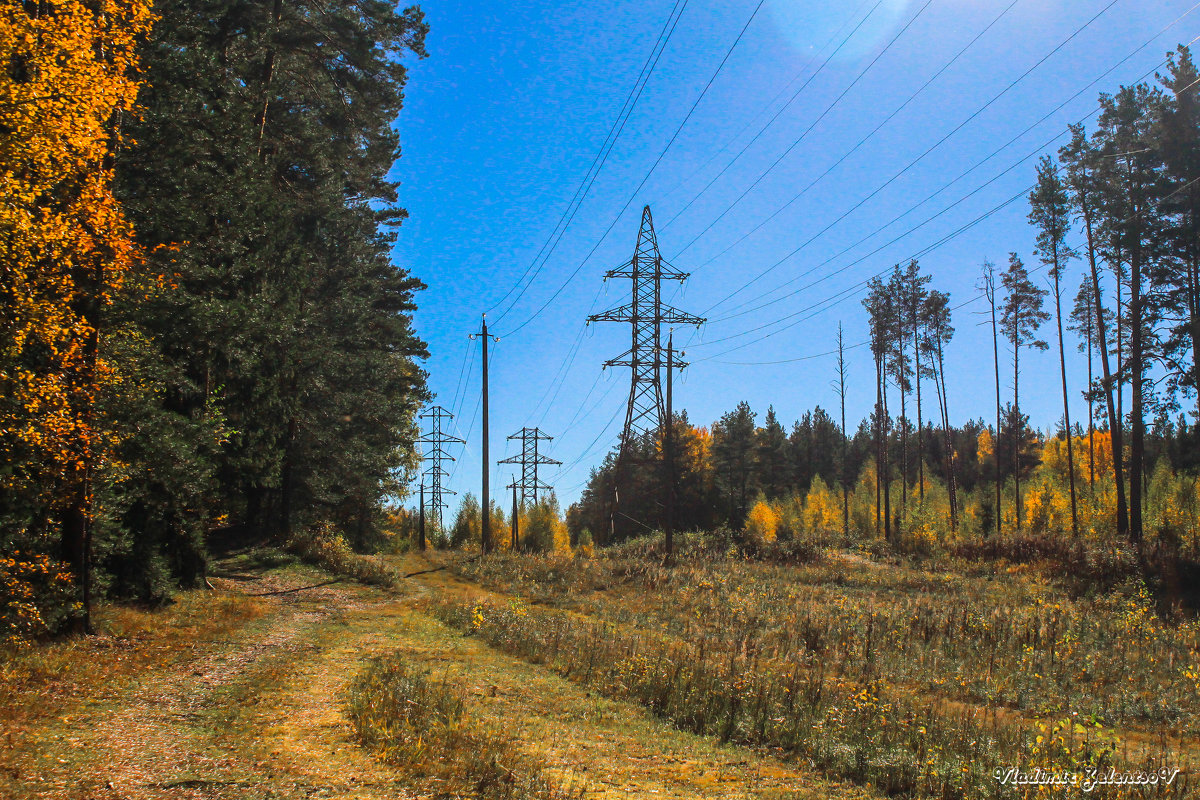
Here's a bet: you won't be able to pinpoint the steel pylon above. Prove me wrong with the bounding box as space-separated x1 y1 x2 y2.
498 427 561 505
418 405 464 534
587 206 704 460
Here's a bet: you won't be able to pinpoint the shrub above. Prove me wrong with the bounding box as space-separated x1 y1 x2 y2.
743 498 779 547
0 553 78 646
288 523 399 587
345 652 576 799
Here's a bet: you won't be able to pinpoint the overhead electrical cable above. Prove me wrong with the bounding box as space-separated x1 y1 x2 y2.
674 0 1023 264
688 0 1123 316
653 0 878 210
488 0 690 325
700 22 1200 325
498 0 769 338
669 0 938 250
659 0 892 230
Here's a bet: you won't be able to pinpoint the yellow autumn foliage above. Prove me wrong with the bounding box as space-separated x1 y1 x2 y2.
0 0 155 510
744 499 779 546
803 475 839 534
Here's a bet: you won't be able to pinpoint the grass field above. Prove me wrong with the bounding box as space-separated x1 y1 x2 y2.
429 536 1199 799
3 536 1196 798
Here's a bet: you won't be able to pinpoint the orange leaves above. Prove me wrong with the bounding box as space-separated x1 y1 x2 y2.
0 0 154 507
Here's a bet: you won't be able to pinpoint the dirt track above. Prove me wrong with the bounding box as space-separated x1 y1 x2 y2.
2 552 875 800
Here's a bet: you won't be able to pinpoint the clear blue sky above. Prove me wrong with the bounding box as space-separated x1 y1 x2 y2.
390 0 1200 508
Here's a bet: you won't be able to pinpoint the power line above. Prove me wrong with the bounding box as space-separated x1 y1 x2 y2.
709 340 870 366
498 0 768 338
696 22 1200 331
659 0 891 230
652 0 879 212
487 0 691 325
670 0 938 253
693 182 1034 359
688 0 1124 316
447 339 473 419
672 0 1024 262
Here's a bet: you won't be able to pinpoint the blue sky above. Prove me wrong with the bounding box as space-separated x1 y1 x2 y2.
390 0 1200 508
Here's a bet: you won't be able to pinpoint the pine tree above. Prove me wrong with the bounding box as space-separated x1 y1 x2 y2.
921 289 957 529
1000 252 1050 530
1029 156 1080 536
835 324 850 539
1060 124 1129 540
712 402 757 526
118 0 430 554
863 278 895 540
1096 84 1166 546
756 407 791 499
1068 274 1109 495
1157 47 1200 422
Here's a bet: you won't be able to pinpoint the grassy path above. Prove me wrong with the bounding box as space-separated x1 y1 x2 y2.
1 549 877 800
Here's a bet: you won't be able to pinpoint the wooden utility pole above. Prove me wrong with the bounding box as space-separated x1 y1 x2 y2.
470 316 498 554
664 332 676 558
982 262 1002 537
836 323 849 540
511 484 520 550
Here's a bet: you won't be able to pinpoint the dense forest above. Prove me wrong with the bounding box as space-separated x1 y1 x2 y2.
568 49 1200 588
1 0 430 639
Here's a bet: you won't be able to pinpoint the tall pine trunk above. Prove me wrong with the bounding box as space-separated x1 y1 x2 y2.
1086 312 1096 494
1128 180 1145 546
1082 200 1129 539
989 281 1002 537
934 333 958 529
875 353 882 537
1054 267 1080 536
914 326 925 503
1013 324 1022 532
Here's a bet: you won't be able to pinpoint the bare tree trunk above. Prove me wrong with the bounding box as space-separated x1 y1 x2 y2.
1081 199 1129 539
837 325 849 540
1128 187 1145 546
934 333 958 529
899 343 908 528
255 0 285 157
1054 266 1080 536
987 272 1003 537
875 353 882 538
1087 314 1095 495
1188 251 1200 422
1013 324 1022 532
882 370 892 542
914 325 925 503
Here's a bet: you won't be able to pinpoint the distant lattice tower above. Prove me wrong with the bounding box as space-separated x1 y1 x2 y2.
498 427 561 505
418 405 463 534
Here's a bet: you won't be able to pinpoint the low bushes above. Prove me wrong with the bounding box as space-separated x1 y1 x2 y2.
345 652 578 799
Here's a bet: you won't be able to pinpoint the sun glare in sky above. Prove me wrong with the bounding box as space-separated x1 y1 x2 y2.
766 0 912 60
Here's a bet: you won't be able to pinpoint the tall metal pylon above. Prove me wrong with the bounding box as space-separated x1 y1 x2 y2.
498 427 561 506
587 205 704 460
418 405 463 535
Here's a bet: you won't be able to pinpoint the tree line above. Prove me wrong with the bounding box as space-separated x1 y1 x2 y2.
2 0 429 638
572 48 1200 573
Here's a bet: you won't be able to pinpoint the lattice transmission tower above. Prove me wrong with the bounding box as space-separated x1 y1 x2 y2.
418 405 463 534
587 205 704 461
498 427 561 505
